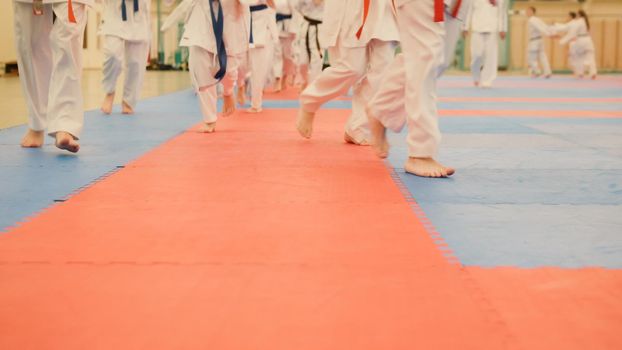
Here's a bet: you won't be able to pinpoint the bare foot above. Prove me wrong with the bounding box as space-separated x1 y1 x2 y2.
223 94 236 116
368 116 389 158
201 122 216 133
55 132 80 153
591 75 597 80
121 100 134 115
544 74 552 79
296 109 314 139
474 81 479 87
344 132 370 146
237 85 247 106
273 77 282 92
404 157 454 178
101 93 115 114
246 107 262 113
21 129 44 148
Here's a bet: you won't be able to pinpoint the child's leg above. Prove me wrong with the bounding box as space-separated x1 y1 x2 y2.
121 39 149 114
221 53 241 115
249 45 272 112
398 0 453 177
297 44 367 138
345 39 395 145
13 1 54 147
480 33 498 87
438 15 462 77
189 46 218 132
470 32 485 85
48 2 88 152
101 35 124 114
366 53 408 158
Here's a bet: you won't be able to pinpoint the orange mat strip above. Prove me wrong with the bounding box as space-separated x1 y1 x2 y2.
0 109 620 349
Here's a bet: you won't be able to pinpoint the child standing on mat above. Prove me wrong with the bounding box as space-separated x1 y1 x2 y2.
99 0 151 115
13 0 92 153
162 0 250 132
367 0 455 178
296 0 399 145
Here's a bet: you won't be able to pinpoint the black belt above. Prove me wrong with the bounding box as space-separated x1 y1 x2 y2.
529 36 542 41
250 4 268 12
276 13 292 22
249 5 268 44
303 15 323 62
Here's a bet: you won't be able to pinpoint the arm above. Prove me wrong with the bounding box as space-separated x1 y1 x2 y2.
462 0 473 37
498 0 507 39
160 0 194 32
559 21 578 46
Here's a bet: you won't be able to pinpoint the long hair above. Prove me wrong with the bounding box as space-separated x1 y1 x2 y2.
569 11 577 19
578 10 590 30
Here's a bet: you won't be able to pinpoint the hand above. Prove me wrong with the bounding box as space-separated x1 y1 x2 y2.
499 31 506 40
462 30 468 38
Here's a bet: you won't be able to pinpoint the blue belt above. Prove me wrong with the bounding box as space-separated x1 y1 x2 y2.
210 0 227 81
121 0 139 21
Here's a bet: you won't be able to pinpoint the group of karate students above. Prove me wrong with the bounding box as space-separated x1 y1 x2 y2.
10 0 598 178
527 8 598 80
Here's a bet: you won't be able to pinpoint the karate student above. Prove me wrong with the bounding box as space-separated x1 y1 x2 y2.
99 0 151 115
296 0 399 145
552 12 580 77
367 0 455 178
14 0 92 153
462 0 508 88
241 0 279 113
438 0 471 77
273 0 296 91
162 0 250 132
293 0 324 88
561 10 597 79
525 6 551 78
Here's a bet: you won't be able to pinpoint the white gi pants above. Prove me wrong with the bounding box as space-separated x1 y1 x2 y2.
13 1 88 138
527 39 551 76
575 37 597 77
470 31 498 87
300 39 395 143
188 46 240 123
102 35 149 108
296 21 324 85
273 36 295 79
368 0 444 158
437 13 462 77
249 41 274 109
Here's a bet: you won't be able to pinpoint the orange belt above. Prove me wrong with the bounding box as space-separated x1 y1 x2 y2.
359 0 444 40
450 0 462 19
33 0 76 23
68 0 77 23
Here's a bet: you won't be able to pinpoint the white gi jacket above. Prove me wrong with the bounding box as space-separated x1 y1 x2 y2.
463 0 507 33
99 0 151 42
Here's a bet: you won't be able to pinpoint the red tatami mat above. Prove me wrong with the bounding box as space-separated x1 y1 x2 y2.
0 109 620 349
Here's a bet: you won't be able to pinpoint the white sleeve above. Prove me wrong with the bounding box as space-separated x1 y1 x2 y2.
462 0 473 31
560 22 578 46
534 17 551 36
498 0 507 32
161 0 195 32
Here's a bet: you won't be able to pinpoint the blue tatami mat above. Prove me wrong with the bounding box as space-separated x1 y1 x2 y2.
0 90 202 231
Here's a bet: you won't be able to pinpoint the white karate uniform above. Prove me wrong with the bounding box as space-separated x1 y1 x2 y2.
368 0 444 158
299 0 399 144
293 0 324 84
100 0 151 109
166 0 250 122
13 0 92 139
241 0 278 110
273 0 296 79
463 0 507 87
560 17 597 78
438 0 471 77
526 15 551 77
552 20 579 76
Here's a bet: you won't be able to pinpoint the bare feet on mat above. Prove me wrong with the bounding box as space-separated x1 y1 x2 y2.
121 100 134 115
246 107 262 113
101 93 114 114
473 81 479 87
55 132 80 153
223 95 236 116
404 157 454 178
21 129 44 148
544 74 552 79
369 117 389 158
237 85 247 106
201 122 216 133
344 132 370 146
296 109 314 139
